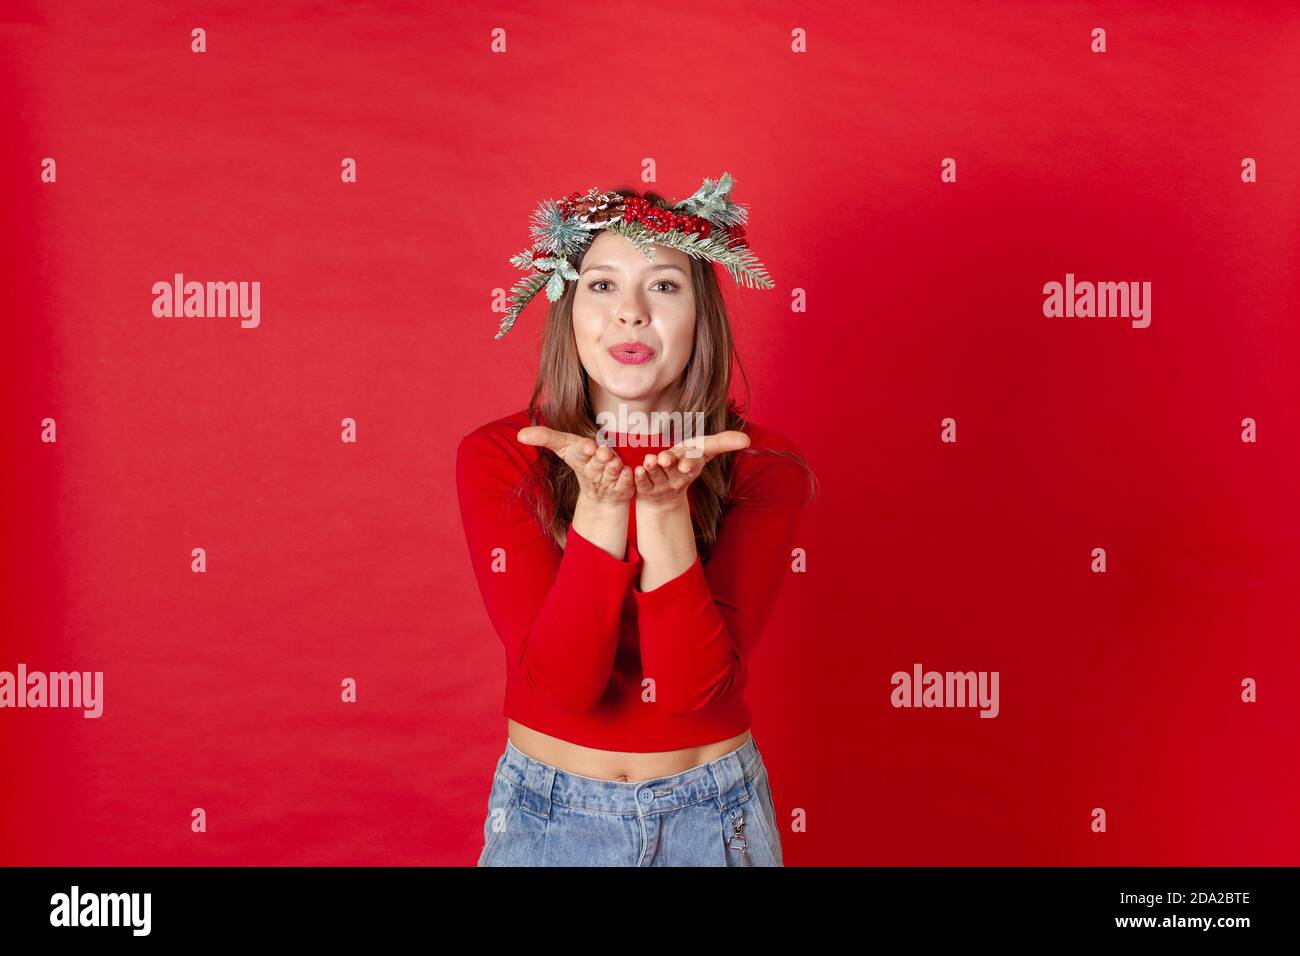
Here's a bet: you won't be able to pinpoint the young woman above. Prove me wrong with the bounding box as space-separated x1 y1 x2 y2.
456 175 815 866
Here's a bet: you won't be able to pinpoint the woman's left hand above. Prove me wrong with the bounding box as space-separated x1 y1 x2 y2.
633 431 751 508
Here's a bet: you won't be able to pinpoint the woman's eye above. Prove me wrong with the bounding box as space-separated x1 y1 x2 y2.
587 280 679 293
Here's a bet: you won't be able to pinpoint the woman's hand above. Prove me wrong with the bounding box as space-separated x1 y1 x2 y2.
516 426 635 507
633 431 751 509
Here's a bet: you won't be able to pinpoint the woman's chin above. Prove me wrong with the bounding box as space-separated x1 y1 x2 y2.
601 361 658 388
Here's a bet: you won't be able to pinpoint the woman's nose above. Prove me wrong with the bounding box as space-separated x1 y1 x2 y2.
618 313 648 327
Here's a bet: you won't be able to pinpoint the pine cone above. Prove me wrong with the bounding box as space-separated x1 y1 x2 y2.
560 187 625 228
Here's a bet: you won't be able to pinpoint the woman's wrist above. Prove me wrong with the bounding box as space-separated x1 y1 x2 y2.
635 493 690 517
575 488 632 519
634 495 696 590
572 491 631 560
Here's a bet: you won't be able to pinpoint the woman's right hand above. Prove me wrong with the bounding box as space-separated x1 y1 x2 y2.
517 426 634 508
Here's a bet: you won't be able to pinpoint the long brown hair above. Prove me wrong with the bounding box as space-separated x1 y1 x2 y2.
516 186 817 559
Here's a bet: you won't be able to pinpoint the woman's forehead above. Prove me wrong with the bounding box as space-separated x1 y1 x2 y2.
583 231 691 269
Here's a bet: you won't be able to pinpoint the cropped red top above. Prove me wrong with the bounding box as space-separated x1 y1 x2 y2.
455 408 809 752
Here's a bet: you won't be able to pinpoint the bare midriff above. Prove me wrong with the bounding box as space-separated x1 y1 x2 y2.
507 719 751 783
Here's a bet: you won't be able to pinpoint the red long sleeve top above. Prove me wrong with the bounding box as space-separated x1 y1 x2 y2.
455 408 809 752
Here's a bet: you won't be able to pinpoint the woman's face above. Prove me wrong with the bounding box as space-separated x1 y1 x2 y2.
572 230 696 414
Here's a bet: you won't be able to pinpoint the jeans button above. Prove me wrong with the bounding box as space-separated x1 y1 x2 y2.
638 788 654 804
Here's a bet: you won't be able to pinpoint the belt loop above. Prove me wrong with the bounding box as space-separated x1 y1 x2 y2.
708 751 748 812
519 757 556 819
741 735 762 781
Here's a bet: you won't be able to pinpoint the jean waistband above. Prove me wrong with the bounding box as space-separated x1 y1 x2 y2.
496 734 764 818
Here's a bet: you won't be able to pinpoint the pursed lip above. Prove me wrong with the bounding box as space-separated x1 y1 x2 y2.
607 341 655 365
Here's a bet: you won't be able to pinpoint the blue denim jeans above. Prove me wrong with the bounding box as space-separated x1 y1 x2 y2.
476 733 784 866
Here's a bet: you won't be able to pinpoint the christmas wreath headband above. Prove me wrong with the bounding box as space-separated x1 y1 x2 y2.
493 171 774 339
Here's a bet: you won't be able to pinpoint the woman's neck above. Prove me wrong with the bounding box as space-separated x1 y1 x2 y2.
590 386 680 438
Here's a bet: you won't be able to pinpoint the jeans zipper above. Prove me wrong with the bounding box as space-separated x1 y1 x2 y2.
728 809 751 867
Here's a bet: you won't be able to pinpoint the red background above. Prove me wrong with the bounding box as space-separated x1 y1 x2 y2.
2 0 1298 866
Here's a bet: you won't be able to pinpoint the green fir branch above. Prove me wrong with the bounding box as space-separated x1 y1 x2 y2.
509 248 539 270
529 198 594 257
719 245 774 289
494 270 550 340
606 221 774 290
673 171 749 227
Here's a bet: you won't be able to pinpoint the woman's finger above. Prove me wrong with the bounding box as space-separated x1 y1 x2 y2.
684 430 750 461
600 453 622 485
675 454 703 476
516 426 599 465
516 425 563 451
568 438 602 473
584 449 607 480
645 452 670 486
615 464 635 494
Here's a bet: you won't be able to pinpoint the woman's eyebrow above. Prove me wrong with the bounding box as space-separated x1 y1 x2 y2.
580 263 687 276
